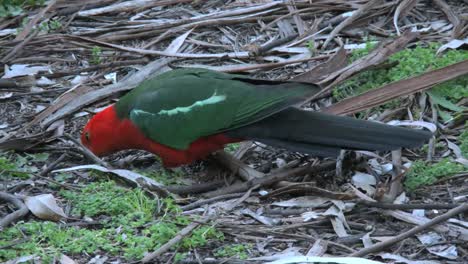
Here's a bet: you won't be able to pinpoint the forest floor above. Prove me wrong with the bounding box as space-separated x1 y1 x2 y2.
0 0 467 263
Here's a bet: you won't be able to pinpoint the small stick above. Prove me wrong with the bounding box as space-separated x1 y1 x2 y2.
142 186 256 263
64 133 111 168
166 180 226 195
142 218 210 263
213 150 264 181
0 192 29 228
203 161 336 198
40 153 67 176
350 203 468 257
355 200 460 210
181 192 246 211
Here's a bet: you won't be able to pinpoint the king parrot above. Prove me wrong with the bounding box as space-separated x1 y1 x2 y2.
81 68 432 167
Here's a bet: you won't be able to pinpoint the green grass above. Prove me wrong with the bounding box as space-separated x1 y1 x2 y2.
1 180 224 262
215 243 252 260
404 158 466 190
333 43 468 114
0 0 44 17
225 143 240 153
461 123 468 159
91 46 102 65
139 167 186 185
0 152 49 179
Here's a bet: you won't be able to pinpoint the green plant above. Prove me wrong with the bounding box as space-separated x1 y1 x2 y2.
225 143 240 153
60 181 158 218
0 152 49 179
404 158 466 190
139 168 185 185
1 180 225 262
461 123 468 159
0 0 45 18
38 19 62 32
306 40 315 54
91 46 102 64
333 44 468 110
215 243 252 260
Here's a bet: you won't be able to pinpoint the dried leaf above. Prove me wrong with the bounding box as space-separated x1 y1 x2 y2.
53 164 166 189
306 239 327 256
362 232 374 248
0 92 13 99
263 256 384 264
379 253 441 264
248 247 303 261
446 139 463 159
4 255 38 264
437 38 468 54
386 120 437 133
417 232 458 260
24 194 67 221
164 28 193 54
3 64 51 78
394 0 419 35
59 254 77 264
330 216 348 237
301 211 322 221
352 172 376 195
272 196 331 208
240 208 281 226
324 204 350 237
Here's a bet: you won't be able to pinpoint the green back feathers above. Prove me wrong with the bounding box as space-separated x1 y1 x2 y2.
115 68 319 150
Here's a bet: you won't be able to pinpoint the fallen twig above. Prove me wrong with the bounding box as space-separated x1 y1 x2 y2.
0 192 29 228
142 186 256 263
432 0 463 38
213 150 264 181
355 200 460 210
64 133 110 168
350 203 468 257
165 180 226 195
203 161 336 198
323 59 468 115
322 0 379 49
181 192 246 211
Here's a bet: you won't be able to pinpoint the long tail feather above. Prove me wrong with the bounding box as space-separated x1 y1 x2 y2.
226 107 432 157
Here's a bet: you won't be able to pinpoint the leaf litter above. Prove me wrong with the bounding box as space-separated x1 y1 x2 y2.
0 0 467 263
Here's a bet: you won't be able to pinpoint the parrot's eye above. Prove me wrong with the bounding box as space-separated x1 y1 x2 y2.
85 131 90 142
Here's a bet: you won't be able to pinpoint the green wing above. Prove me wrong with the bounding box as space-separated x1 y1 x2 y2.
115 68 320 150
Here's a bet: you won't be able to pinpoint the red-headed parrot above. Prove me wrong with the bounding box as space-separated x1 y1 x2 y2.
81 68 432 167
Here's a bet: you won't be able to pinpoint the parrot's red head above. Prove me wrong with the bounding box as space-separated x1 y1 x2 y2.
81 105 124 156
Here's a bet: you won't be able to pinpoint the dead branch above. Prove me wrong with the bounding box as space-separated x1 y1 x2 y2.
355 200 460 210
350 203 468 257
317 30 419 97
142 186 256 263
64 133 110 168
15 0 57 41
322 0 380 49
213 150 264 181
0 192 29 228
203 161 336 198
432 0 463 38
165 181 226 196
181 192 246 211
323 59 468 115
